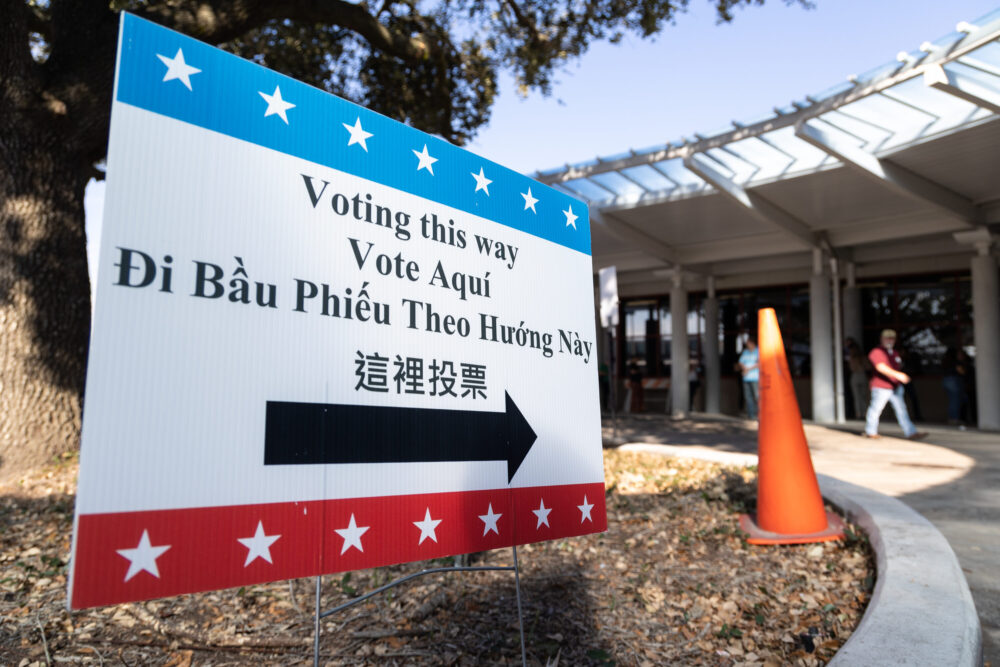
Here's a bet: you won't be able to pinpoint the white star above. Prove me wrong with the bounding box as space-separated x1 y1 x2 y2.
578 495 595 523
335 514 369 555
563 205 578 230
156 48 201 91
521 188 539 213
532 499 552 529
237 521 281 566
343 116 373 151
479 503 502 536
413 508 442 545
471 167 492 195
116 530 171 582
413 144 438 175
258 85 295 124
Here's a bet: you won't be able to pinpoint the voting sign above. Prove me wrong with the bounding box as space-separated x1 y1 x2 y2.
69 14 605 609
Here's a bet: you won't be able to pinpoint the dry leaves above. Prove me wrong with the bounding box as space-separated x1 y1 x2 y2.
0 450 872 665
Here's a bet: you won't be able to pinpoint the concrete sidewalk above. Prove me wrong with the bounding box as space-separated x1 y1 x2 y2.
602 413 1000 664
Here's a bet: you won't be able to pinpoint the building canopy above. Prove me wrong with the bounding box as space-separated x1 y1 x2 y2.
535 9 1000 297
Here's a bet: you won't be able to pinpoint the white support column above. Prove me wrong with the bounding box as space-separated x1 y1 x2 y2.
842 262 864 347
703 277 721 414
671 274 689 419
971 245 1000 430
811 249 835 423
831 258 846 423
955 229 1000 430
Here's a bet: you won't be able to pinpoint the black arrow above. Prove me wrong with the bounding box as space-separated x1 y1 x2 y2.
264 392 537 483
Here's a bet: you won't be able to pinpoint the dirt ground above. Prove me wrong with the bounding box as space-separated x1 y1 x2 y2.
1 450 872 666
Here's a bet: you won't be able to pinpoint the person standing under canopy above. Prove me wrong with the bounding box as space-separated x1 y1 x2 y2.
738 339 760 421
846 338 869 420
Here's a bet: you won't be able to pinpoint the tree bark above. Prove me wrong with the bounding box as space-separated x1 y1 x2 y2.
0 123 92 480
0 2 108 479
1 0 418 478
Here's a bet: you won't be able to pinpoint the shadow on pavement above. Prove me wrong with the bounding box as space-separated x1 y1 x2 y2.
602 413 758 454
893 433 1000 664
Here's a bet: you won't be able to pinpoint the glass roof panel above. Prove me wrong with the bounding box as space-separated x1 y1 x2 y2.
621 165 676 193
810 80 855 103
948 58 1000 91
811 115 866 146
895 49 928 69
705 146 756 183
853 59 904 87
757 126 832 172
822 109 895 149
562 178 610 202
590 171 645 198
599 151 634 162
700 125 734 139
972 7 1000 25
958 41 1000 77
930 30 966 53
633 143 671 156
836 93 935 135
879 91 942 122
568 157 600 170
736 111 780 126
724 137 795 181
537 13 1000 192
726 137 794 171
652 159 707 190
889 74 982 120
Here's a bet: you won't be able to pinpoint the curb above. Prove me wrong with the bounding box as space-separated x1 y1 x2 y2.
617 444 983 667
820 474 982 666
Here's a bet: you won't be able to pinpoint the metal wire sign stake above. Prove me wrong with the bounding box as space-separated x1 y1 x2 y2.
311 546 528 667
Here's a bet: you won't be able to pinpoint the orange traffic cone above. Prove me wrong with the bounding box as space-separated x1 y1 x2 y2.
739 308 845 545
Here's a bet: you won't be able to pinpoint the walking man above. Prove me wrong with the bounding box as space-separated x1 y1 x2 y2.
864 329 926 440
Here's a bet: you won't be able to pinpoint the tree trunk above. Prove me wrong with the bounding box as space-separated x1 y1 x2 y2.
0 120 92 480
0 1 116 480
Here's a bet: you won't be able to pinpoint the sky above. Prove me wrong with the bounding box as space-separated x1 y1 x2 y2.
467 0 1000 173
84 0 1000 282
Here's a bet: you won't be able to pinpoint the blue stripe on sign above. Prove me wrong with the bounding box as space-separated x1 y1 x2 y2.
115 13 591 256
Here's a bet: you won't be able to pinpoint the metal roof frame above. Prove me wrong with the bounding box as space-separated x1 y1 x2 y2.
534 9 1000 197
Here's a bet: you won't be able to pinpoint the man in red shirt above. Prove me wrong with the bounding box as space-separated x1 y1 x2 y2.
863 329 927 440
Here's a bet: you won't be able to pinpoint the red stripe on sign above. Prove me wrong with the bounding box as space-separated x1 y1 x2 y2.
70 483 606 609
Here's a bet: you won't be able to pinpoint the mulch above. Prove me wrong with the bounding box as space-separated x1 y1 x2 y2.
1 450 872 666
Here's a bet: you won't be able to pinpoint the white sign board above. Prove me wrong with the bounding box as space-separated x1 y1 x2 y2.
69 14 605 609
